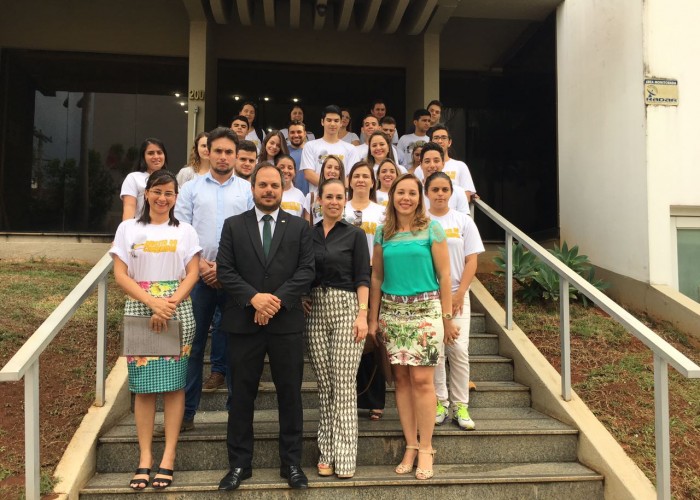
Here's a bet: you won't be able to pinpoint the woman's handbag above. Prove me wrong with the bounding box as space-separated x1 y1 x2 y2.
122 315 181 357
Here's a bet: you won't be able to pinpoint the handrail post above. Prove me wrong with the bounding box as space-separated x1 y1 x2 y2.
505 233 513 329
654 354 671 500
25 361 40 500
95 277 107 407
560 277 571 401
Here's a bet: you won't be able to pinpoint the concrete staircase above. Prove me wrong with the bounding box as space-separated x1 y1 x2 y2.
80 313 604 498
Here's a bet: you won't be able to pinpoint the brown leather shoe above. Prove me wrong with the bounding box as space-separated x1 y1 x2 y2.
469 380 477 391
203 372 225 392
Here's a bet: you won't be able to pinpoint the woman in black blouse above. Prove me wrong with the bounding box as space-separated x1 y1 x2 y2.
304 179 370 480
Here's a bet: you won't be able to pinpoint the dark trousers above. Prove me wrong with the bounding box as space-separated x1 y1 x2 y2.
226 330 304 468
356 352 386 410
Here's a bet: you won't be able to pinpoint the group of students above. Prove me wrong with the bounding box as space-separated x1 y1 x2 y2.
113 102 484 490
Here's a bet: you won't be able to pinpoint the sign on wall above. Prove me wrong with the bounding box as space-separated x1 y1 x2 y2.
644 78 678 106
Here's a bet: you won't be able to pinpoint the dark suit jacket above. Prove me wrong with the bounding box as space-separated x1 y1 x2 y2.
216 208 314 334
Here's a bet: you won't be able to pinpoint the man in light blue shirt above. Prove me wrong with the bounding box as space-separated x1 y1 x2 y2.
174 127 254 431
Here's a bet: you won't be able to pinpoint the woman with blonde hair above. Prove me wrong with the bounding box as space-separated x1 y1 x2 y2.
368 173 458 480
176 132 210 187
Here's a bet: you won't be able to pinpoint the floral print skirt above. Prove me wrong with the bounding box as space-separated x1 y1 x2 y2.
378 292 443 367
124 280 195 394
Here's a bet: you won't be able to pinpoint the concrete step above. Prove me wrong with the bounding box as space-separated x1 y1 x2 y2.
202 313 489 355
197 352 513 388
163 377 529 413
81 462 603 499
96 408 578 472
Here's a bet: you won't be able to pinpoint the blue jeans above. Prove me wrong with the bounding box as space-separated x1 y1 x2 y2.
185 279 228 421
210 307 227 375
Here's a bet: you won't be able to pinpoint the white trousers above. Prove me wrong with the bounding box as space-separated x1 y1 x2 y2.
434 293 470 405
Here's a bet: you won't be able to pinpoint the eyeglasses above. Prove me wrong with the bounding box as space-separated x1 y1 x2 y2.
432 135 449 141
148 189 176 199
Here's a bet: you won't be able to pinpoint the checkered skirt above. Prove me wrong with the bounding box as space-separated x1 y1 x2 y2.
124 280 196 394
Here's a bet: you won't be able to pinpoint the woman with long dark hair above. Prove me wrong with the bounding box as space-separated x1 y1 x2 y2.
424 172 484 431
121 138 168 220
339 108 361 146
258 130 290 163
111 169 201 490
345 161 386 421
303 155 346 225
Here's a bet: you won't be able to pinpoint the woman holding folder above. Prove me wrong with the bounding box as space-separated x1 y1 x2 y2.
110 169 201 490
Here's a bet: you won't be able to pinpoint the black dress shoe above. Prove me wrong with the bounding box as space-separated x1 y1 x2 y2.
280 465 308 489
218 467 252 490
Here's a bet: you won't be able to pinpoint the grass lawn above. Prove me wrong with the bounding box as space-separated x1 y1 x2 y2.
478 272 700 500
0 258 123 499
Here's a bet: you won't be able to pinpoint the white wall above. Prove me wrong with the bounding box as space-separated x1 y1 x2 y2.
556 0 649 282
644 0 700 285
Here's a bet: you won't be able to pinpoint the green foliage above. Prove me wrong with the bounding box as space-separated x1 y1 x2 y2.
493 241 609 304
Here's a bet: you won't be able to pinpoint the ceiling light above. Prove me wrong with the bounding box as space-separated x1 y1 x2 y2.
179 101 186 107
292 98 299 103
263 97 270 102
174 92 181 98
233 95 241 101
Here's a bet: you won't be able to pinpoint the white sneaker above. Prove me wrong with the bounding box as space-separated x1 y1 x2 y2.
435 400 449 426
453 402 475 430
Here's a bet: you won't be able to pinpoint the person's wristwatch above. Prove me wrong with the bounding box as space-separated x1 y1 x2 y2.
359 303 368 310
442 312 453 320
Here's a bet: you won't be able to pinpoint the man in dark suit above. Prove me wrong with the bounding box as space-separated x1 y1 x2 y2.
216 162 315 490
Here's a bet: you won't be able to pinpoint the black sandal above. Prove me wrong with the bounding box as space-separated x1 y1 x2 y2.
152 467 174 489
369 409 384 421
129 468 151 490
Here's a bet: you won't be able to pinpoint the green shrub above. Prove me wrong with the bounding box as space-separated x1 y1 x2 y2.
494 241 609 304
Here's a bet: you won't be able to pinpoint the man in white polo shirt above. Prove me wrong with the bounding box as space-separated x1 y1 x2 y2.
300 105 355 192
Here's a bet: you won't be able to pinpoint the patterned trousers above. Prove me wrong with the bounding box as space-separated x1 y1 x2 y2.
435 293 471 405
305 287 364 475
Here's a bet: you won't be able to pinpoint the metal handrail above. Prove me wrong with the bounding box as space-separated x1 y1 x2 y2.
0 252 113 500
474 198 700 500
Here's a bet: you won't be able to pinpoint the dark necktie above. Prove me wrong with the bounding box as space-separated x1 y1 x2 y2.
262 214 272 256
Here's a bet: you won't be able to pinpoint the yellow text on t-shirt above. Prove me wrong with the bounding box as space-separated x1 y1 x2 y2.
444 228 461 239
132 239 178 253
281 201 302 212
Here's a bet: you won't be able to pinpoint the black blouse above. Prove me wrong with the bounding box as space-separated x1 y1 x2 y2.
312 219 371 291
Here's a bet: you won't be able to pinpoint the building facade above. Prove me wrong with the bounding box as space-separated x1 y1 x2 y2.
1 0 698 304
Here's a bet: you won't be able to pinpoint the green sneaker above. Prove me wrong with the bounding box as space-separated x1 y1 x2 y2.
435 400 449 426
453 402 475 430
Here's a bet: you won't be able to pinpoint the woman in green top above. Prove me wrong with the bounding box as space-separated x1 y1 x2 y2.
368 173 459 480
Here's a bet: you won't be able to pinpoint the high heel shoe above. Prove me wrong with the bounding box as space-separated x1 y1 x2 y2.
395 445 419 474
317 463 334 476
129 468 151 490
415 448 436 480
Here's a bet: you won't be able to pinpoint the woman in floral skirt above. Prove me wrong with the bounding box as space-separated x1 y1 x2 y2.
368 173 458 480
110 169 201 490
